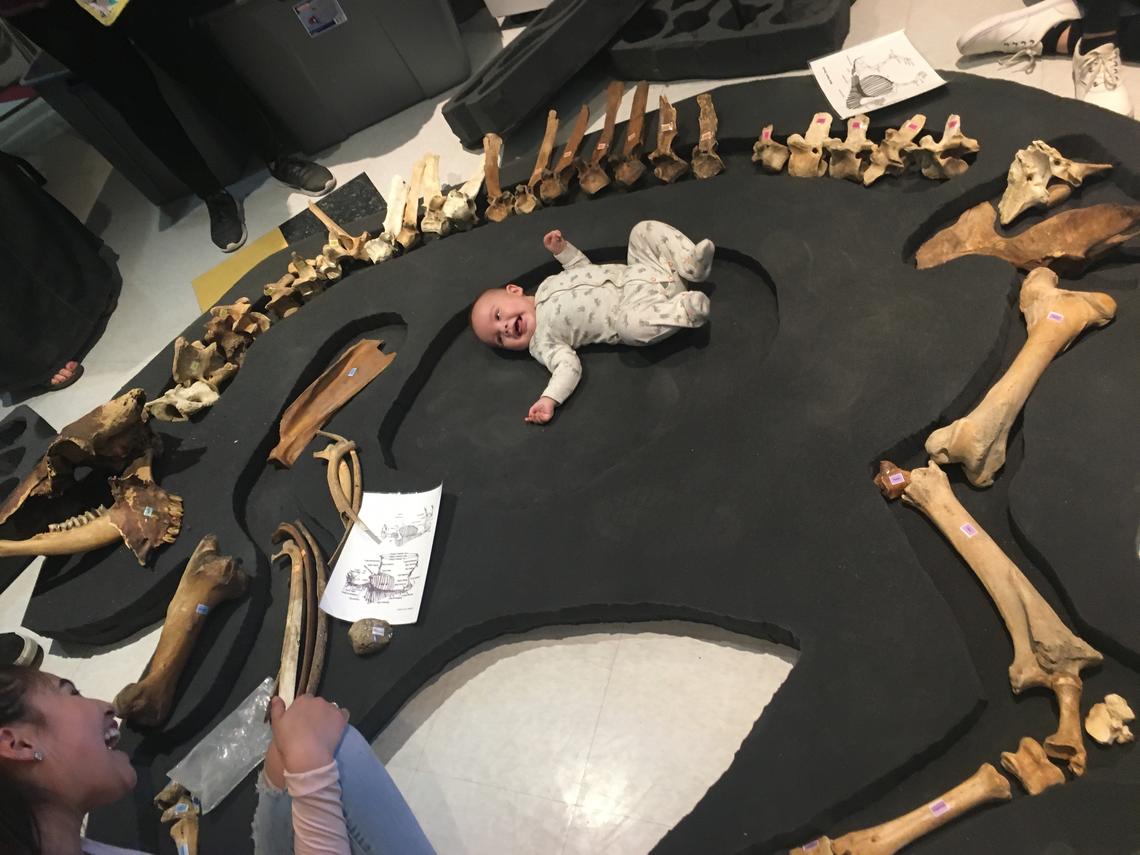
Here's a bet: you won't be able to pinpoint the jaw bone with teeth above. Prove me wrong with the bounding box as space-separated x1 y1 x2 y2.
0 389 183 565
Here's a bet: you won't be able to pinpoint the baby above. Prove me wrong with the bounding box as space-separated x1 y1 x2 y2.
471 220 714 424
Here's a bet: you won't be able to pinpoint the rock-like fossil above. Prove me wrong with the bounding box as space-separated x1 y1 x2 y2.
791 763 1011 855
611 80 650 188
998 140 1112 225
1085 694 1135 745
825 115 872 182
1000 736 1065 795
786 113 833 178
349 618 393 655
539 104 589 204
649 95 689 184
114 535 248 726
915 201 1140 272
876 460 1102 775
752 124 789 174
925 269 1116 486
579 82 623 194
915 114 978 180
863 114 925 186
690 92 724 180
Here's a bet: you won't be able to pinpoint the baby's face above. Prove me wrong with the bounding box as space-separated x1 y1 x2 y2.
471 285 536 351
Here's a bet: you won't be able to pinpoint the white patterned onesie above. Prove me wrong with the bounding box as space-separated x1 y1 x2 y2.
529 220 713 404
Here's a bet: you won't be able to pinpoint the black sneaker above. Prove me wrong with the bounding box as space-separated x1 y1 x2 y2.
205 191 247 253
269 156 337 196
0 632 42 668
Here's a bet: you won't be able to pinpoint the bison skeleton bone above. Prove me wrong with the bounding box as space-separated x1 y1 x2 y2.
1000 736 1066 795
114 535 248 726
925 268 1116 486
516 110 558 214
482 133 514 223
579 82 624 194
539 103 589 204
786 112 834 178
611 80 650 188
690 92 724 180
1085 693 1135 745
875 459 1102 775
863 114 925 186
752 123 790 174
791 763 1012 855
998 140 1112 225
419 153 453 236
824 115 872 182
649 95 689 183
915 114 978 180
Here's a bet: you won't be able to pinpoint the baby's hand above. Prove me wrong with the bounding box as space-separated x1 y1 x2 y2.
543 230 566 255
525 396 556 425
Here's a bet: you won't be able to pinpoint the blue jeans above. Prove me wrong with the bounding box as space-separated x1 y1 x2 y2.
251 725 435 854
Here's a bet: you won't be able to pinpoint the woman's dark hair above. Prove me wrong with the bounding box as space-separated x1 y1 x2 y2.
0 665 48 855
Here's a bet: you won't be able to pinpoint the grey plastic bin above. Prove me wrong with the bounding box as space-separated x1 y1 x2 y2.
202 0 471 155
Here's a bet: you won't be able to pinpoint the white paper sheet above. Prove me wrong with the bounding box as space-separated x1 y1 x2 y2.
320 485 442 625
809 31 945 119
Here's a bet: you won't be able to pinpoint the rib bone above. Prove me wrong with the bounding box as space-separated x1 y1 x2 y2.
612 80 649 188
690 92 724 180
483 133 514 223
649 96 689 183
539 104 589 204
1085 694 1135 745
875 460 1102 774
863 114 925 185
752 124 789 173
114 535 248 726
580 82 623 194
825 115 872 182
915 201 1140 272
1000 737 1065 795
925 269 1116 486
792 764 1011 855
786 113 834 178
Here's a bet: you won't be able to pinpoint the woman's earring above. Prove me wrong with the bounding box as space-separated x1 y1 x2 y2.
32 750 44 762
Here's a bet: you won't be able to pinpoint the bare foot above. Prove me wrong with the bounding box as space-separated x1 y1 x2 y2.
49 361 80 388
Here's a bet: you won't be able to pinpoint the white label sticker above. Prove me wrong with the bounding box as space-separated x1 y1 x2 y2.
196 604 210 616
347 367 358 377
143 506 154 518
960 523 978 538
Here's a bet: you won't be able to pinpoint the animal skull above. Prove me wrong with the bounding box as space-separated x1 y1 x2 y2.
752 124 789 174
876 460 1102 775
1085 694 1135 745
1000 736 1065 795
786 113 834 178
925 268 1116 486
998 140 1112 225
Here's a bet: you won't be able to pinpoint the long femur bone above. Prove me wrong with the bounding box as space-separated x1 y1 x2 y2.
875 460 1102 775
791 763 1011 855
925 269 1116 487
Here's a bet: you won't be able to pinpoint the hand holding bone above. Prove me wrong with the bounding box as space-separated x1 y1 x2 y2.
526 396 556 424
268 693 349 775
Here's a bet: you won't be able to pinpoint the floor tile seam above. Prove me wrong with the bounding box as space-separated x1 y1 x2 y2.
569 637 623 813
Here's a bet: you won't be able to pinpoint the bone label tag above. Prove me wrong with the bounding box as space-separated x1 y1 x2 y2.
347 367 358 377
888 472 906 486
960 522 978 538
929 799 950 816
143 506 155 518
801 840 820 851
1047 311 1064 322
195 604 210 615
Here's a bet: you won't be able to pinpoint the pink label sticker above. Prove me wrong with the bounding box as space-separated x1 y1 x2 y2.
801 841 820 852
851 121 861 129
960 523 978 538
907 122 919 130
815 116 827 124
888 472 906 486
929 799 950 816
1047 311 1064 322
762 128 772 139
949 119 958 128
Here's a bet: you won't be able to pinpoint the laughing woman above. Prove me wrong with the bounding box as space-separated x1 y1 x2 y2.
0 666 435 854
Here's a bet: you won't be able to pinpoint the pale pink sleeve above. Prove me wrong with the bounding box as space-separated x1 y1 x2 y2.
285 761 351 855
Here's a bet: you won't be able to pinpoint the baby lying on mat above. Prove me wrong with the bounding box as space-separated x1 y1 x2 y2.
470 220 714 424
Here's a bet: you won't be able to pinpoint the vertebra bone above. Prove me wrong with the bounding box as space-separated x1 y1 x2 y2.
419 154 452 236
1000 737 1065 795
752 123 789 173
612 80 650 188
825 115 872 182
539 104 589 204
396 156 426 251
915 114 978 180
998 140 1112 225
482 133 514 223
925 269 1115 486
579 82 623 194
690 92 724 180
876 460 1102 775
442 165 483 229
863 114 925 185
649 96 689 183
115 535 248 726
786 112 833 178
1085 694 1135 745
363 175 409 262
516 110 558 214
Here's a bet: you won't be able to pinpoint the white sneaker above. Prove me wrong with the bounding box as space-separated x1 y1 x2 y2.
1073 39 1135 117
956 0 1080 71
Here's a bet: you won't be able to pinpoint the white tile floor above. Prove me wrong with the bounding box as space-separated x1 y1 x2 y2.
0 2 1137 852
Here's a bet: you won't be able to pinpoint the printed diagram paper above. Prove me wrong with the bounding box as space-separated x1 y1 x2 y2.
809 31 945 119
321 485 442 625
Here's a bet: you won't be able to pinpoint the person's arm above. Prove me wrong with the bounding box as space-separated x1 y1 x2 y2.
285 762 351 855
528 339 581 423
544 229 590 269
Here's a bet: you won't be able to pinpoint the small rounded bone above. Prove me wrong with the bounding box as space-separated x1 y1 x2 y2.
350 618 393 655
1000 736 1065 795
1085 693 1136 745
752 124 790 174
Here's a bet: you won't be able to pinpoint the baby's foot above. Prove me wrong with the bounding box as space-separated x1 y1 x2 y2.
682 291 711 326
681 239 715 283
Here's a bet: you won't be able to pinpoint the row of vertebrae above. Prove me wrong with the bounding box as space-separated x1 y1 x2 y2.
753 112 979 184
47 505 108 532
